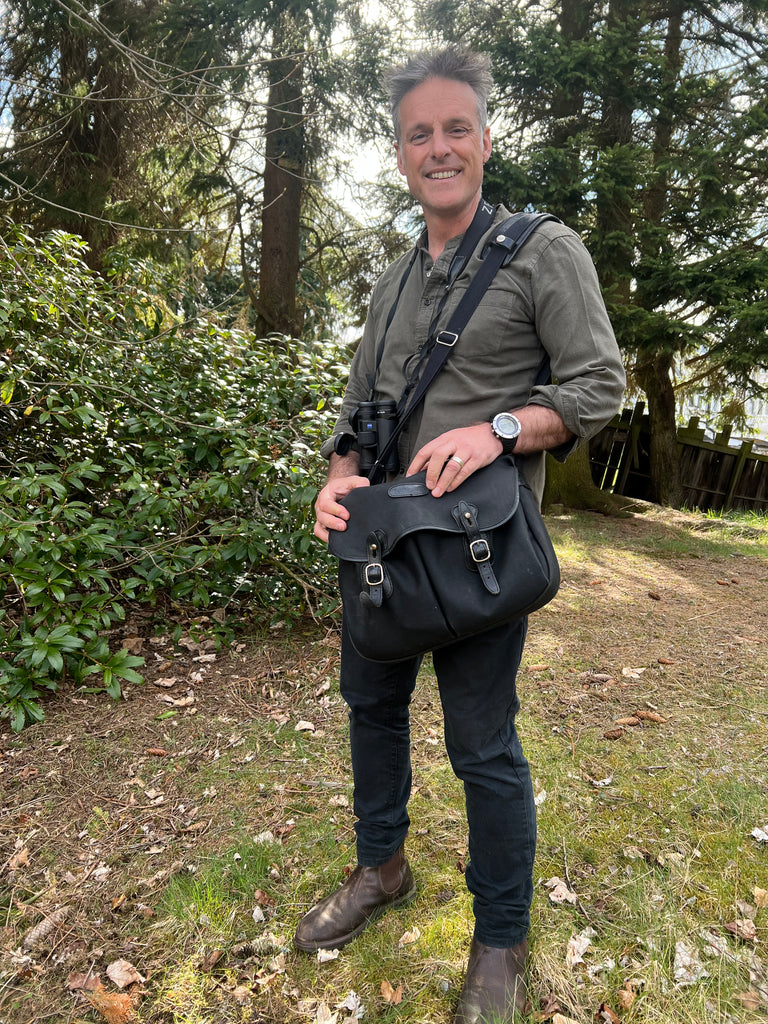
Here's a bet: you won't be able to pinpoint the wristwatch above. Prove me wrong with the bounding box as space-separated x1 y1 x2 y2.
491 412 522 454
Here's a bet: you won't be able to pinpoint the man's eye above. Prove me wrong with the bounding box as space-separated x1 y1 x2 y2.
410 133 428 143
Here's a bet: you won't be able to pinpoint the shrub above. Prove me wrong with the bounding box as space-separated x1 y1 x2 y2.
0 225 345 730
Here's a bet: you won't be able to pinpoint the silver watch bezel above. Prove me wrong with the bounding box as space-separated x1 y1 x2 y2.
491 412 522 441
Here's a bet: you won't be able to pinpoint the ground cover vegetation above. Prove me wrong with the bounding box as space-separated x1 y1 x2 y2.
0 225 343 730
1 507 766 1023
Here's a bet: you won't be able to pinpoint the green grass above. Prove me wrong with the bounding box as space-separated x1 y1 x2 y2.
1 506 766 1023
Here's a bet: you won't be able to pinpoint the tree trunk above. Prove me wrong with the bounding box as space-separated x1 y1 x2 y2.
636 352 683 507
542 445 627 514
257 11 306 338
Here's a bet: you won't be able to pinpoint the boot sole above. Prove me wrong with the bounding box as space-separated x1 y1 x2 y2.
293 883 417 952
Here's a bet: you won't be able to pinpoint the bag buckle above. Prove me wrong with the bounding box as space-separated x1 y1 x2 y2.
436 330 459 347
364 562 384 586
470 538 491 563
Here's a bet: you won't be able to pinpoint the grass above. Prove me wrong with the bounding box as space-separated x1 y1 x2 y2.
0 505 766 1024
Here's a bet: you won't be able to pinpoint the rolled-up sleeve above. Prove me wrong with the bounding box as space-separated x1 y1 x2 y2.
527 232 625 459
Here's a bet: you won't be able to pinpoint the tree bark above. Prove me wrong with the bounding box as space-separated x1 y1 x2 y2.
636 352 683 507
542 445 627 514
257 11 306 338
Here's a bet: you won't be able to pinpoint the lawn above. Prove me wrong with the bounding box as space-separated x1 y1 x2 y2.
1 505 766 1024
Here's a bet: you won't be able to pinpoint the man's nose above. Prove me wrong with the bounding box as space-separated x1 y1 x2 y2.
429 129 452 158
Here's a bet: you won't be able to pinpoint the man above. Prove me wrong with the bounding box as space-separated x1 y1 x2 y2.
294 47 625 1023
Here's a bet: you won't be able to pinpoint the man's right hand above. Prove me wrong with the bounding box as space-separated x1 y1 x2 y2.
314 455 370 543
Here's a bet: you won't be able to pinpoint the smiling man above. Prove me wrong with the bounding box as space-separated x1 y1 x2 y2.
293 47 625 1023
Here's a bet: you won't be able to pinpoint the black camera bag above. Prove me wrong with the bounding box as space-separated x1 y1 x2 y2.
329 455 559 662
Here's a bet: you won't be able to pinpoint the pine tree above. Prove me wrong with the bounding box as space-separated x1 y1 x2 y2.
425 0 768 507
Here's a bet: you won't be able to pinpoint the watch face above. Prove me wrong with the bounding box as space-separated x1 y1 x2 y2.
493 413 521 439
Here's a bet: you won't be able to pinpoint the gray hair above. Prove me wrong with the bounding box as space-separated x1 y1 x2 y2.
385 46 493 142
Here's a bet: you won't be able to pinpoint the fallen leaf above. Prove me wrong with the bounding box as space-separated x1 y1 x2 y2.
751 825 768 843
528 664 550 672
314 1001 338 1024
381 979 403 1005
398 925 421 946
295 720 316 733
587 773 614 788
566 926 595 967
673 940 709 986
200 949 225 972
152 677 179 688
8 847 30 871
596 1004 620 1023
551 1014 581 1024
617 979 642 1010
253 888 276 907
725 919 757 942
545 877 577 905
735 991 763 1011
754 887 768 908
106 959 146 989
121 636 145 654
336 990 364 1018
67 970 102 991
317 948 340 963
622 666 646 678
86 986 137 1024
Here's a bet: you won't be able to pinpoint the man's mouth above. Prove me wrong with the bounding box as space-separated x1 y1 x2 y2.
427 169 460 180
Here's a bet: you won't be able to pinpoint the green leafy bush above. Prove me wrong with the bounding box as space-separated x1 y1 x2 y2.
0 225 345 730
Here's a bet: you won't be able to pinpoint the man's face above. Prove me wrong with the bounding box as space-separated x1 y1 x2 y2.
395 76 492 228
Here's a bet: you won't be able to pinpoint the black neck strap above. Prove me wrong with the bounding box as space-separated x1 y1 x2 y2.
366 197 497 396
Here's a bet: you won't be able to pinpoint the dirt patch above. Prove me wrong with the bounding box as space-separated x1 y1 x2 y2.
1 509 766 1023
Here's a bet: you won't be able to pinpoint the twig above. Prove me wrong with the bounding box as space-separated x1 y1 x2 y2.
561 839 594 927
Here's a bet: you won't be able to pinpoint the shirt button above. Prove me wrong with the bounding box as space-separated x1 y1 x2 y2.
423 297 431 306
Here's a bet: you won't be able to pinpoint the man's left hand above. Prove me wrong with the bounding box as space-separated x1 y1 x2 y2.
406 423 501 497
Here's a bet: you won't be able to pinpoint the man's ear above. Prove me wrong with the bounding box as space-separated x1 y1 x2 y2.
482 126 492 163
395 141 406 176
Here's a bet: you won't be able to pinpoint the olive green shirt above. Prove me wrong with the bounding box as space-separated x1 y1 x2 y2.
322 206 625 501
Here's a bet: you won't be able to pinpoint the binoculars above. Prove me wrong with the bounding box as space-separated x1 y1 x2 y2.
349 400 399 475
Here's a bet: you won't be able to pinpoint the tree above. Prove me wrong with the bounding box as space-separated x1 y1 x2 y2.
0 0 408 339
424 0 768 508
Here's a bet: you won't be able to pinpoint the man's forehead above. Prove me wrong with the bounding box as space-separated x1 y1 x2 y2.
398 78 482 127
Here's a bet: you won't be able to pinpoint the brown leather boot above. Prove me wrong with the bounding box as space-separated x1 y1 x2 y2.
453 937 529 1023
293 846 416 952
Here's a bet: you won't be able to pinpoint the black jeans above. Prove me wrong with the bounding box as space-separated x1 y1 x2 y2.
339 615 535 947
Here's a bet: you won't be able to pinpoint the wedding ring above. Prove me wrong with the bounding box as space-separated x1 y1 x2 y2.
450 455 464 468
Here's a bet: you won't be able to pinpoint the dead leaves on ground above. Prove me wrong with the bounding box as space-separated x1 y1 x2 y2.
67 959 146 1024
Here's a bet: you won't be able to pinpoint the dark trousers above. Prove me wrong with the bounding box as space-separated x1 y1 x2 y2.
339 615 536 947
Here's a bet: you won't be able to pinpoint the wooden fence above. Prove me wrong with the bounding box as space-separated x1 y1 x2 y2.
590 402 768 513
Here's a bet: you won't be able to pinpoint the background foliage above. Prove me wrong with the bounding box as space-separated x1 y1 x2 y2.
2 1 768 728
0 225 344 729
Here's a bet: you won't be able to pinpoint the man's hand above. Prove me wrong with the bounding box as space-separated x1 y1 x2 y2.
407 407 574 497
314 453 369 543
406 423 501 497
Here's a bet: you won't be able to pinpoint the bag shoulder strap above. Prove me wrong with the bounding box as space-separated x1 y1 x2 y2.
369 211 560 480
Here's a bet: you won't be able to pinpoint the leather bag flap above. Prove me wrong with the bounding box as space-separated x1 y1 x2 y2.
329 456 521 562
